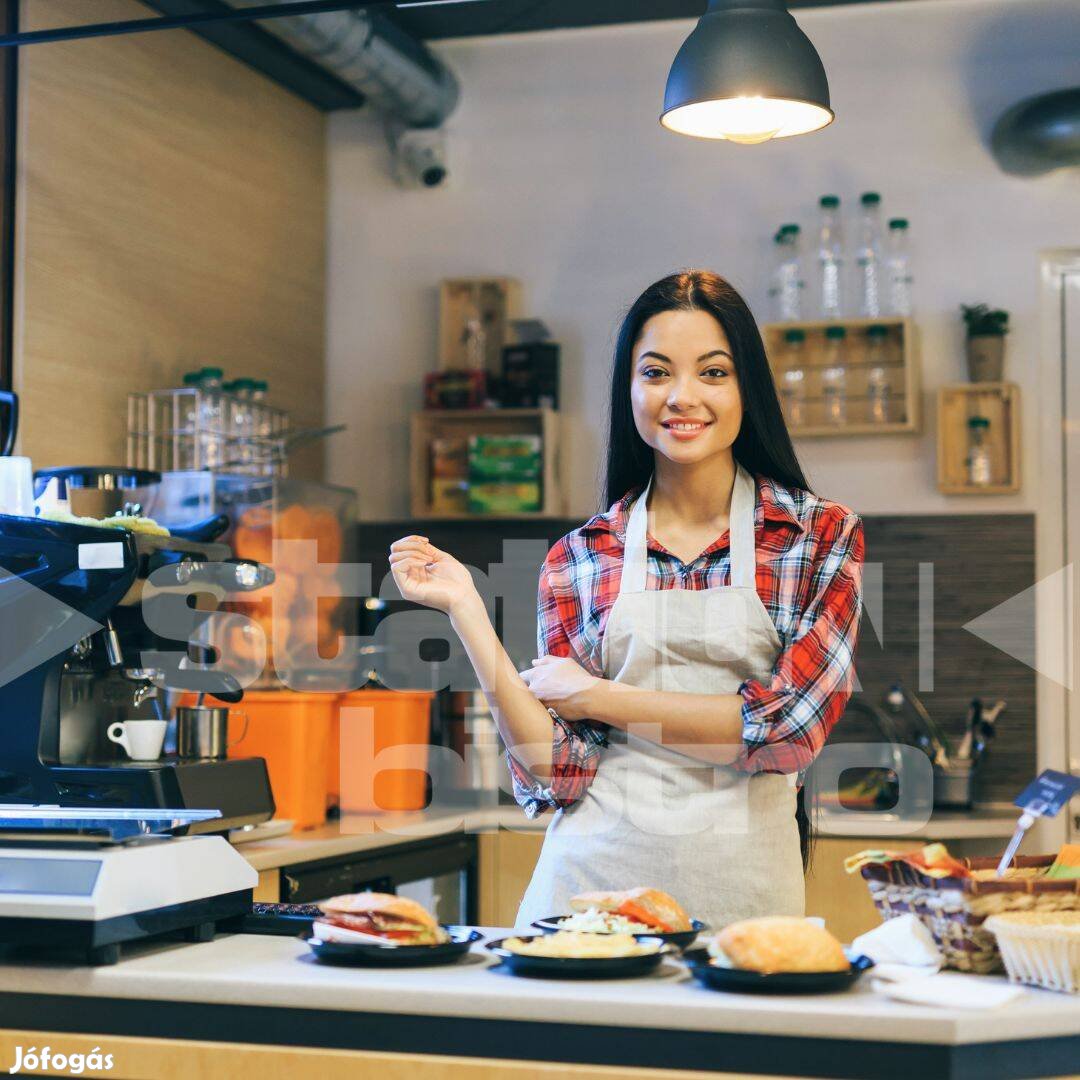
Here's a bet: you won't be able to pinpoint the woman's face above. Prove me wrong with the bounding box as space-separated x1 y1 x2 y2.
630 309 743 466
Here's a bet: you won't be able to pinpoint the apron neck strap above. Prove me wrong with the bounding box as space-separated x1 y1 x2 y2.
619 465 757 595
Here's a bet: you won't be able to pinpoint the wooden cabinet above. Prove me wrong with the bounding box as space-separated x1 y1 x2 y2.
410 407 563 519
762 318 920 437
478 828 545 926
937 382 1021 494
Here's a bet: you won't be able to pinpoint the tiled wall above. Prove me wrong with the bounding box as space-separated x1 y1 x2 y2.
358 513 1036 806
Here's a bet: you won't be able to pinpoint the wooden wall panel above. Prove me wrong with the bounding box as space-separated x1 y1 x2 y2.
14 0 326 476
356 513 1037 804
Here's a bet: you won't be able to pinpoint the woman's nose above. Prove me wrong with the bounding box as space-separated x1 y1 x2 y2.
666 379 700 409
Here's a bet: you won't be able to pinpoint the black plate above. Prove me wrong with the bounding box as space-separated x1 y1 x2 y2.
683 948 875 994
532 914 707 951
306 926 483 967
486 934 673 979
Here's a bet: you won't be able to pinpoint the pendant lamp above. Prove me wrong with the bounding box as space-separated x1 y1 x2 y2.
661 0 833 144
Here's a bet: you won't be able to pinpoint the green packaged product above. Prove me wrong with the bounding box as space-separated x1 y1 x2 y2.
468 481 541 514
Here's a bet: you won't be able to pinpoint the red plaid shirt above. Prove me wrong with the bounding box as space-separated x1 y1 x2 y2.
508 473 864 817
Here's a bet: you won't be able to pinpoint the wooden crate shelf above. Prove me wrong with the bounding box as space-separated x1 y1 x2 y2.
937 382 1020 494
438 277 522 376
762 317 920 437
410 407 564 520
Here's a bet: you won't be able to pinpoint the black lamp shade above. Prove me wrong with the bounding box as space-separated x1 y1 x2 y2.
662 0 833 143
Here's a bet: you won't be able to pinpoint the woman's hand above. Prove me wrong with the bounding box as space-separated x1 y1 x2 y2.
388 535 481 617
519 654 603 721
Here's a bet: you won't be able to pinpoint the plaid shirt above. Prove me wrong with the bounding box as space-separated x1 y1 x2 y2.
508 473 864 817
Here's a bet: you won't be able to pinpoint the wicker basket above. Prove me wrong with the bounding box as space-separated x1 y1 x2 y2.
860 855 1080 973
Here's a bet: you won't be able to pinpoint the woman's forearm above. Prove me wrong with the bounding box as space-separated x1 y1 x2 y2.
585 681 745 765
450 595 557 780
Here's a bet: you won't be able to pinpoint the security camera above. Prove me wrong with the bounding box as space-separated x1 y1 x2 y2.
391 126 449 189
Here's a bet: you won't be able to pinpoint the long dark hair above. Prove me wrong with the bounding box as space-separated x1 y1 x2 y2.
603 269 815 869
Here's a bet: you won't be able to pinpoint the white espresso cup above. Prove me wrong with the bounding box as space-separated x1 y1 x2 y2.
0 456 33 516
107 719 167 761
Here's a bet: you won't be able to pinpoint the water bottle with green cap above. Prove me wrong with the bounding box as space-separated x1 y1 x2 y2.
887 217 912 316
856 192 883 317
817 195 844 319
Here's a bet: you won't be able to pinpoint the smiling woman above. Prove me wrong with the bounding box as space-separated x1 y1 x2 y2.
391 270 865 931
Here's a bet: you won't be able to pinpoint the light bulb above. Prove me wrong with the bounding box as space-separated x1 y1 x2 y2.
661 95 832 143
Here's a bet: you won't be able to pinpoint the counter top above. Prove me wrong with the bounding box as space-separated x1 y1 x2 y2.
236 804 1021 872
0 930 1077 1079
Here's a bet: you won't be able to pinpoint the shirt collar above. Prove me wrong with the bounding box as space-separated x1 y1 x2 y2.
582 472 806 543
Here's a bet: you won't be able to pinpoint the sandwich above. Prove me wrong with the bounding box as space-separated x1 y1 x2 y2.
707 917 849 974
564 887 693 934
313 892 448 947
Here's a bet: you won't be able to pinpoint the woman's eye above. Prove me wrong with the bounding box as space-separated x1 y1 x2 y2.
641 367 668 379
703 367 729 378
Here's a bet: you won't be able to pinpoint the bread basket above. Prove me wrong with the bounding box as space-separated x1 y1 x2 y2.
984 912 1080 993
860 855 1080 973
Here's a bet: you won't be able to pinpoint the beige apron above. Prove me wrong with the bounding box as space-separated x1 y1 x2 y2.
516 464 805 929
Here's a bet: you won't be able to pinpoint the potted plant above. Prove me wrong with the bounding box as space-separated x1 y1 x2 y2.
961 303 1009 382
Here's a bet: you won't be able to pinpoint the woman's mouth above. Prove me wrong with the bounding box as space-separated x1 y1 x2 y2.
660 418 713 440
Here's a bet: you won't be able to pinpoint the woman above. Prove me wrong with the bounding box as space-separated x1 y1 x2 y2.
390 270 864 929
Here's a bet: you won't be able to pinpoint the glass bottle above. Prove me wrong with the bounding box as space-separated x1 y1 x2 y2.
233 378 258 472
821 326 848 425
197 366 225 469
886 217 913 316
967 416 992 486
779 328 807 427
178 371 202 470
775 223 803 322
462 305 487 371
855 192 884 317
865 325 891 424
817 195 844 319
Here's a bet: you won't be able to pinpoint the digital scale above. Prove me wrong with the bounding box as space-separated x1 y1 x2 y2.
0 806 257 965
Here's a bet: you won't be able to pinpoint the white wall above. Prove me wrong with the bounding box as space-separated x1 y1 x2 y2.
326 0 1080 521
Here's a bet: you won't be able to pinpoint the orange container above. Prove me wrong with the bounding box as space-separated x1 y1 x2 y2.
228 689 339 830
333 690 434 813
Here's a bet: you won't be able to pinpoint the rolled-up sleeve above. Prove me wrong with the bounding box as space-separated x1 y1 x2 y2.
507 543 607 816
735 510 864 775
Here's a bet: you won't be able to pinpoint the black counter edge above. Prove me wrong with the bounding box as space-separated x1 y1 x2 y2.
0 992 1077 1079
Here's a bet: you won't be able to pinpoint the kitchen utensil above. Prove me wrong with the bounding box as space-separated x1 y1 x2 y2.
972 700 1005 764
531 916 708 952
106 719 168 761
484 935 674 979
0 390 18 455
307 926 482 967
176 705 248 760
884 683 952 767
682 948 875 994
955 698 982 762
0 456 34 516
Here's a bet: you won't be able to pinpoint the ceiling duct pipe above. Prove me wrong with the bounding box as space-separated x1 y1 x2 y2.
991 88 1080 177
228 0 459 127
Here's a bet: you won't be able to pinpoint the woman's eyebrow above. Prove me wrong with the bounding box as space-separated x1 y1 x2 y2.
638 349 734 363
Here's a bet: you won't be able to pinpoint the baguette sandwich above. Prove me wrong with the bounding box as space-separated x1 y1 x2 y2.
314 892 448 946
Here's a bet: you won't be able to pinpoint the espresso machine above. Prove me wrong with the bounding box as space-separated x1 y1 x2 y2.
0 513 276 827
0 512 279 961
